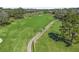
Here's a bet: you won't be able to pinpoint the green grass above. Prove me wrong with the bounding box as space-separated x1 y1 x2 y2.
0 14 53 52
35 20 79 52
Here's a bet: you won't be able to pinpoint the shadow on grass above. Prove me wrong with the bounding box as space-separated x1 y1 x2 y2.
0 22 11 26
48 32 72 47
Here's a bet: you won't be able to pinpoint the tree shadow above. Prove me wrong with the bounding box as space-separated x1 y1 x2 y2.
48 32 72 47
0 22 11 26
73 41 79 44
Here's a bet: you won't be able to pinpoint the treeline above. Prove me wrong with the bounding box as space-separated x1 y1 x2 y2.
0 7 44 25
0 7 53 25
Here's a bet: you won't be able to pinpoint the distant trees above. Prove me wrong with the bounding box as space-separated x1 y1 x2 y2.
54 9 68 20
14 8 26 19
7 8 26 19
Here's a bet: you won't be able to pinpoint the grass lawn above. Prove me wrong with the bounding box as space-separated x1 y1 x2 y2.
35 20 79 52
0 14 53 52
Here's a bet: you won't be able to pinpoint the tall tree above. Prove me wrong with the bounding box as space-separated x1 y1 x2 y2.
0 10 9 25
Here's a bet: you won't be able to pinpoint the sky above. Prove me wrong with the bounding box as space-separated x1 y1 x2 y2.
0 0 79 9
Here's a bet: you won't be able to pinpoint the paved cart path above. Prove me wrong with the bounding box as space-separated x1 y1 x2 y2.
27 20 57 52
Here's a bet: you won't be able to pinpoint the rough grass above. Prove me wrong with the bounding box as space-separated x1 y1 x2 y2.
35 20 79 52
0 14 53 52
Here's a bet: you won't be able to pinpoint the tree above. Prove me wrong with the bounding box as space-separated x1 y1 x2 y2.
0 10 9 25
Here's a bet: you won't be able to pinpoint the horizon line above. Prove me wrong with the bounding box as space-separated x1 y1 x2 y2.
0 7 79 9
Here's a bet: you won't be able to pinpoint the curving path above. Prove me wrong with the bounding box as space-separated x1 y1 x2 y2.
27 20 57 52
